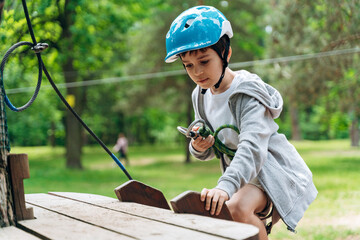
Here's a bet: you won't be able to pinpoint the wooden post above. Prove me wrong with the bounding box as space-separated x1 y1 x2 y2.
8 154 34 221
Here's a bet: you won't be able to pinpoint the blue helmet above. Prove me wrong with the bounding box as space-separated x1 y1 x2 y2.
165 6 233 63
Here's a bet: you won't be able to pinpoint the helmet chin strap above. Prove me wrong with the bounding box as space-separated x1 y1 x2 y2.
201 37 230 94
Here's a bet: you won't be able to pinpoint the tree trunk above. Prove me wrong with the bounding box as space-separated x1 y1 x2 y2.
49 121 56 147
62 57 84 169
350 117 359 147
57 0 84 169
0 156 15 227
289 102 302 141
65 109 83 169
0 0 4 23
0 86 15 227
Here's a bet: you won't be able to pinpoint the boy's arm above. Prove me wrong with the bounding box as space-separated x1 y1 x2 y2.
216 94 279 198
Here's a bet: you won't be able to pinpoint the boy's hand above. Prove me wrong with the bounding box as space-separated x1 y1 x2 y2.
191 126 215 152
200 188 229 216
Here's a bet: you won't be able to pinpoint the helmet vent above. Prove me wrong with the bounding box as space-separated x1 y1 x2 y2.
184 18 195 29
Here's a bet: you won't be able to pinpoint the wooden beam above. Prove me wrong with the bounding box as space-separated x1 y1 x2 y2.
114 180 170 210
171 190 234 221
8 154 34 221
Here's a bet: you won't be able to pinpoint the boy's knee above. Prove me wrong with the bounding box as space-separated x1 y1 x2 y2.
228 203 253 223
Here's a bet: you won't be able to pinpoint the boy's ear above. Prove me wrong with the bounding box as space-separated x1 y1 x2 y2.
227 47 232 62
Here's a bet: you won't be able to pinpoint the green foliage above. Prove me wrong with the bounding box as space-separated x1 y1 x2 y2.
1 0 359 150
263 0 359 143
143 108 181 144
1 0 164 149
276 105 351 141
1 48 63 146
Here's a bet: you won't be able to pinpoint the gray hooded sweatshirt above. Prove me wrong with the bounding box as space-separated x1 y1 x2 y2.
190 70 318 232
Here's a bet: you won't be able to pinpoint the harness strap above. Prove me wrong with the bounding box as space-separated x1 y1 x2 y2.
201 36 230 94
197 88 229 171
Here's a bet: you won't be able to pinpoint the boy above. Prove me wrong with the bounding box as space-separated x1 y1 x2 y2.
165 6 317 239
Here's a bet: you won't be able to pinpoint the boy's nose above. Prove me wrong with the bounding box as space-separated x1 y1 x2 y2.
194 65 203 76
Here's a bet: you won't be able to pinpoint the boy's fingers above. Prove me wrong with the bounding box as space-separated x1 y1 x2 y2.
215 198 225 216
192 136 213 152
210 194 219 215
200 188 208 202
210 135 215 145
191 138 203 151
205 191 215 211
200 189 229 215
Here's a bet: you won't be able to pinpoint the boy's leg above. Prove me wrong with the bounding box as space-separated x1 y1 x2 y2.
226 184 269 240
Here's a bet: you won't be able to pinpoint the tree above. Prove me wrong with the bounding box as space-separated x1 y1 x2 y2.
0 0 15 225
263 1 323 140
0 89 15 227
1 0 156 168
318 1 360 146
264 0 360 144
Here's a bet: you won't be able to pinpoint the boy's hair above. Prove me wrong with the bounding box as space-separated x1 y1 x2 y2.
180 35 230 59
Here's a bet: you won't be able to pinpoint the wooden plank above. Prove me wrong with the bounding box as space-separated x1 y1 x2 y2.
26 193 226 240
8 154 34 221
114 180 171 210
170 190 234 221
49 192 259 240
0 226 40 240
18 204 133 240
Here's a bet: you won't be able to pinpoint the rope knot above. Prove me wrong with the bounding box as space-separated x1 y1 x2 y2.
31 43 49 53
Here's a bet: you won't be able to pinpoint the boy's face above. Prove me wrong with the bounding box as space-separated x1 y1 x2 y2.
181 48 223 90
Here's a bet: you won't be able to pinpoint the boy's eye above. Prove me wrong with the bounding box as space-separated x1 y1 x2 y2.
185 64 193 68
201 60 209 64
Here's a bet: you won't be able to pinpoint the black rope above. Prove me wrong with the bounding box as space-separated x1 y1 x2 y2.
21 0 37 45
41 63 132 180
0 41 42 112
1 0 133 180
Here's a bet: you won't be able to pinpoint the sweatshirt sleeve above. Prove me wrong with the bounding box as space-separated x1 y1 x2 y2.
216 94 279 198
189 142 215 160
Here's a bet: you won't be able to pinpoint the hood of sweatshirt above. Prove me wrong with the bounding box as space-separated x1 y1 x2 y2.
230 70 283 119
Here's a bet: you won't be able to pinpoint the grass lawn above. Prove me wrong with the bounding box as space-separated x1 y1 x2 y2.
12 139 360 240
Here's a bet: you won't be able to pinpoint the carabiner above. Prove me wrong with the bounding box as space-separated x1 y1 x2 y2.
177 126 200 139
